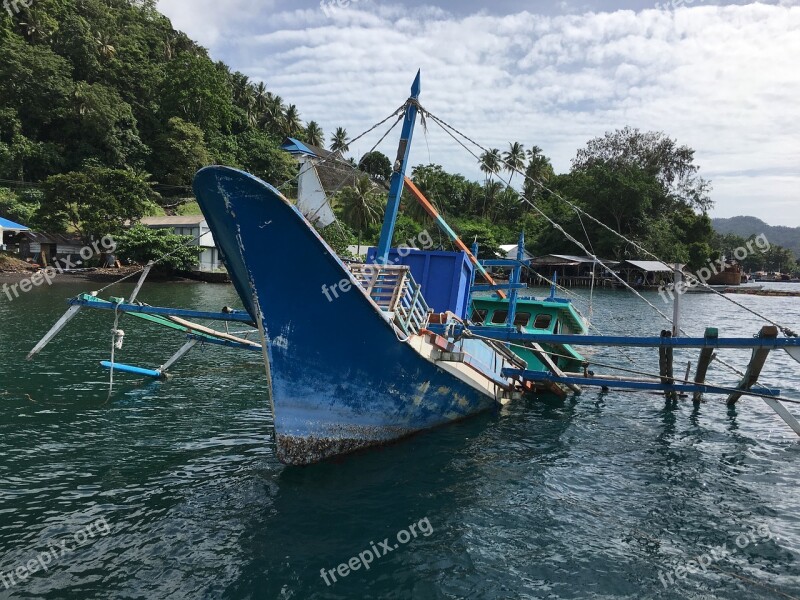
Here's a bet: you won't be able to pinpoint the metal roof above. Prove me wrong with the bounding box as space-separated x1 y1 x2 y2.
0 216 29 230
281 137 335 160
620 260 674 272
532 254 619 266
140 216 206 226
21 231 83 245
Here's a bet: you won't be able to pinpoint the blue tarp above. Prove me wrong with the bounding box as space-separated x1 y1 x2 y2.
0 216 29 230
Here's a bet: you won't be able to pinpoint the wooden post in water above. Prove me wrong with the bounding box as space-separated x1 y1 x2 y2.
692 327 718 403
727 325 779 405
672 263 682 337
659 330 677 401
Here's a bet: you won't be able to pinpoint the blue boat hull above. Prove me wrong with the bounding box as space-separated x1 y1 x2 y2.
193 167 501 464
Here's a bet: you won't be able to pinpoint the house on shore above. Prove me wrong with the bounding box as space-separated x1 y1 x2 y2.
138 216 221 272
19 232 84 266
618 260 677 286
527 254 619 287
281 137 378 228
0 216 30 253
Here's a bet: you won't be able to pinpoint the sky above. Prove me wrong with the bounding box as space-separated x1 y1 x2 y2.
157 0 800 227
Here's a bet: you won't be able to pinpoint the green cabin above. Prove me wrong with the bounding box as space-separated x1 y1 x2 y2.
470 295 588 373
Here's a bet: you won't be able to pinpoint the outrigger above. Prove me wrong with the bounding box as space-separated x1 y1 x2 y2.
27 71 800 463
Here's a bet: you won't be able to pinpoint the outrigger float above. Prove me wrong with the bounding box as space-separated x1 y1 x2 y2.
29 72 800 464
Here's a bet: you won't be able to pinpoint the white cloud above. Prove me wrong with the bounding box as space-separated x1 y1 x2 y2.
157 1 800 226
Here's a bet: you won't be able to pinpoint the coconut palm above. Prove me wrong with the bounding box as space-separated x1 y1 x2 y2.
95 33 116 59
503 142 525 184
260 93 285 132
230 72 251 107
479 148 501 184
254 82 269 113
305 121 324 147
330 127 350 154
482 180 504 218
282 104 302 137
523 145 555 202
336 174 384 252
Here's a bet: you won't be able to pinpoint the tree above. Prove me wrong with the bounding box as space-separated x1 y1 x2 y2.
159 52 235 134
151 117 211 192
65 82 148 170
0 34 73 139
334 174 384 250
522 145 555 202
282 104 302 137
358 151 391 182
38 167 159 240
234 130 296 187
503 142 525 184
95 32 116 60
479 148 501 184
0 187 39 227
305 121 324 147
261 93 285 133
572 126 712 212
115 224 201 271
254 81 269 113
330 127 350 154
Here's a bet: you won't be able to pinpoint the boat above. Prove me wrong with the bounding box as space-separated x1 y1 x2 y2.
188 73 588 463
707 260 743 286
27 71 800 464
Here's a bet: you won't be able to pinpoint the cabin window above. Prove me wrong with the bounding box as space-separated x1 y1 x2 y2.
491 310 508 324
513 312 531 327
471 309 488 324
533 314 552 329
553 319 560 334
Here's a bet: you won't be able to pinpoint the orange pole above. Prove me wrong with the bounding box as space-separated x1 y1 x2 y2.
403 177 506 299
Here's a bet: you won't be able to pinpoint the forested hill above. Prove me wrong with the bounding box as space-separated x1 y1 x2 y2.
712 217 800 259
2 1 794 275
0 0 307 238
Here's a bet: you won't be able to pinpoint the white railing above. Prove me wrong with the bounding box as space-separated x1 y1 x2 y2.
349 263 431 335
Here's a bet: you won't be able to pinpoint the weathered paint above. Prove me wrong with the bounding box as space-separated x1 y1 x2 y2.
193 167 512 465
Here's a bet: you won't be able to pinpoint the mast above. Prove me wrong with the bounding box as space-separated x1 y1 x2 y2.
375 70 421 264
507 232 524 326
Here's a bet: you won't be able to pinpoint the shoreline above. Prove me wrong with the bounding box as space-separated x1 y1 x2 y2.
0 268 227 285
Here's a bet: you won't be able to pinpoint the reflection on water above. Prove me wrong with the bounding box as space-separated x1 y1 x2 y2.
1 281 799 598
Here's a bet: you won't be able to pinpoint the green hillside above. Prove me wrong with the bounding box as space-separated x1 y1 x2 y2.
0 1 741 272
712 217 800 259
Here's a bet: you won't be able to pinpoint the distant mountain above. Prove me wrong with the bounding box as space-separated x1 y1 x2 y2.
712 216 800 258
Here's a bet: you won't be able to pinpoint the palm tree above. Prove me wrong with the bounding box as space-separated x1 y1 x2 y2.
482 180 504 218
523 145 555 202
260 93 285 132
305 121 324 147
479 148 501 184
95 33 116 60
18 9 51 43
503 142 525 184
283 104 302 137
231 72 254 110
254 82 269 113
330 127 350 154
336 175 383 252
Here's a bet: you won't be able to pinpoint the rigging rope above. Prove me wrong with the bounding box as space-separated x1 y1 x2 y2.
422 108 798 339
